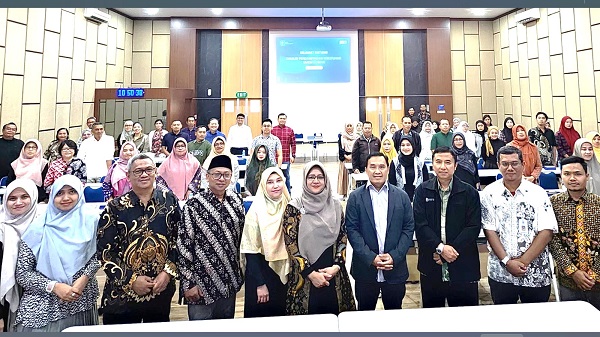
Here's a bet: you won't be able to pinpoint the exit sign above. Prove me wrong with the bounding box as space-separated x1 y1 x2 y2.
236 91 248 99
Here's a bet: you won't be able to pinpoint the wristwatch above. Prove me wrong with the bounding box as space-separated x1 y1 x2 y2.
435 243 444 255
500 256 510 267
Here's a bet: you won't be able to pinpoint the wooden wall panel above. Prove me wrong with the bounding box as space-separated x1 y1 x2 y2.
427 27 453 119
241 31 262 98
169 28 195 89
364 31 384 96
383 32 403 96
221 33 242 98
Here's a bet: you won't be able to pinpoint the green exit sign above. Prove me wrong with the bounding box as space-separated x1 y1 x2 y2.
236 91 248 99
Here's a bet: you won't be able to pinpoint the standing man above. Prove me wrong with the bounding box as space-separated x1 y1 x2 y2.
352 121 381 173
181 115 197 143
160 120 183 156
346 153 415 310
178 155 245 320
430 119 453 150
418 104 431 122
549 156 600 309
0 123 24 179
187 125 212 166
227 113 253 156
413 146 482 307
393 116 422 156
205 118 226 145
529 111 557 166
97 153 180 324
250 119 283 167
271 113 296 192
78 122 114 182
482 145 557 304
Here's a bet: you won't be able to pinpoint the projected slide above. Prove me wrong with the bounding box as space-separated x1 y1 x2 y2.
276 37 351 83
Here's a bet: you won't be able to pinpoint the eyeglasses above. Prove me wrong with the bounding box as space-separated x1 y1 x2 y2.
25 146 38 150
307 175 325 182
131 167 156 177
208 172 232 180
61 148 74 152
175 144 187 148
499 161 522 168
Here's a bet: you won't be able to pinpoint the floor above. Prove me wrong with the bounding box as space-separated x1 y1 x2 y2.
95 151 556 322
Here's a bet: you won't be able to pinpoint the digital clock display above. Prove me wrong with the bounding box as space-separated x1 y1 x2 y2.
116 88 145 98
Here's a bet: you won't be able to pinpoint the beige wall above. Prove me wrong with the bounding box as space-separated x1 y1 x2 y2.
131 19 170 89
0 8 133 147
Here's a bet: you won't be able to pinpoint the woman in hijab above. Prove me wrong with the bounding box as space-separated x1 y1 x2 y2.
77 129 92 148
482 126 506 169
156 137 201 201
380 135 398 167
452 117 461 131
474 119 488 158
241 167 291 318
0 179 38 331
585 131 600 163
411 116 421 133
245 145 274 196
355 122 363 137
419 121 435 163
43 128 69 163
457 121 478 156
43 140 87 194
499 117 515 143
387 123 398 138
451 133 480 189
282 161 356 315
431 121 440 133
389 136 429 201
202 136 240 192
507 124 543 183
573 138 600 194
102 141 138 201
148 119 168 155
338 122 358 197
8 139 49 202
131 122 150 153
15 175 99 332
116 120 134 149
380 122 391 140
482 114 493 127
555 116 581 159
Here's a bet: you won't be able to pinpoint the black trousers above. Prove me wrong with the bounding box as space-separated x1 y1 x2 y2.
102 282 176 324
420 273 479 308
355 281 406 310
488 278 550 304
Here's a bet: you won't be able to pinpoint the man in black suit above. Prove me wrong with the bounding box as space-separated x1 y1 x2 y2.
413 146 482 308
346 152 415 310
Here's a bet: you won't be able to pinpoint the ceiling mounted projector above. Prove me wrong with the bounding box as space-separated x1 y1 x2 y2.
316 8 332 32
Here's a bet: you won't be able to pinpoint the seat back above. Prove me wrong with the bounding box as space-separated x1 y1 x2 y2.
477 158 484 169
539 171 559 189
0 176 7 187
496 173 503 180
83 186 105 202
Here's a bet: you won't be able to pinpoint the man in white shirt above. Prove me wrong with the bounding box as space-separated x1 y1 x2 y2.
482 145 557 304
78 122 115 183
227 113 253 156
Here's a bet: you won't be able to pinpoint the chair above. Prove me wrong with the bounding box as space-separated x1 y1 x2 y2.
83 186 105 202
0 176 7 187
477 158 484 169
539 171 559 189
237 157 247 166
243 200 253 214
496 173 503 180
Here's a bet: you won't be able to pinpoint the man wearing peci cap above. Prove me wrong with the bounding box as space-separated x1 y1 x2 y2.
177 155 245 320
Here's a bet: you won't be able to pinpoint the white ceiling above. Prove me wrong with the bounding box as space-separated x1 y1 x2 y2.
114 8 514 19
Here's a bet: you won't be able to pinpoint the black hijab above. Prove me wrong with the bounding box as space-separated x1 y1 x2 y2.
501 117 514 143
474 119 488 140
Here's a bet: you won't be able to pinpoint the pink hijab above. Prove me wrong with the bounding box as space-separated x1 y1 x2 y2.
107 141 138 191
157 137 200 200
11 139 48 187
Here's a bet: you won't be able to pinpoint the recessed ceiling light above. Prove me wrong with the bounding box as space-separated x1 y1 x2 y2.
469 8 488 16
411 8 428 16
143 8 159 15
212 8 223 15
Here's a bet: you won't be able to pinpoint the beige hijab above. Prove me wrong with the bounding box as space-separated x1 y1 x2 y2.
289 161 342 264
240 167 291 283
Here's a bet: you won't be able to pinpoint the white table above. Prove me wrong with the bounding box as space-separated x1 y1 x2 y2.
479 167 561 178
337 301 600 332
63 313 339 332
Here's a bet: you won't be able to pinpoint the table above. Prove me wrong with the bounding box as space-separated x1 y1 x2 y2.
337 301 600 332
479 167 561 178
63 313 339 332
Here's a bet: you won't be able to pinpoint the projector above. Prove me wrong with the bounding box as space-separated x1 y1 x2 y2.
316 21 332 32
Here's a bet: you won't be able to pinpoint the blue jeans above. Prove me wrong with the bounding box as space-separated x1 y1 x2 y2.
187 296 236 320
282 162 291 192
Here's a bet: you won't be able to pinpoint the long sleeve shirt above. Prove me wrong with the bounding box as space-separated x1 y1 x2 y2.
97 189 180 313
271 125 297 162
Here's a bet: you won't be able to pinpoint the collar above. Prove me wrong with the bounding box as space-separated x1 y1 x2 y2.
436 177 453 193
129 188 159 206
566 190 591 203
366 180 389 193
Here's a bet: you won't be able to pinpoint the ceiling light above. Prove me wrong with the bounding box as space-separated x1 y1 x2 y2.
212 8 223 15
469 8 488 16
411 8 428 16
143 8 159 15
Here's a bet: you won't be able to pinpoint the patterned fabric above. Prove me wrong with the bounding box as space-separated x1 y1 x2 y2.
528 127 556 166
43 158 87 193
43 140 61 163
481 179 558 287
282 205 356 315
549 192 600 291
151 130 164 153
97 189 180 313
177 188 245 305
251 134 282 166
131 134 150 153
14 242 99 329
271 125 297 163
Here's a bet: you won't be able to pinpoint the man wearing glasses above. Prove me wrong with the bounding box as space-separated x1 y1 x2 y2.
482 145 557 304
97 153 181 324
0 123 24 179
177 155 245 320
